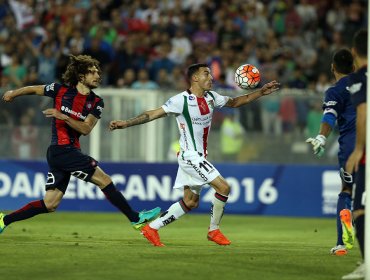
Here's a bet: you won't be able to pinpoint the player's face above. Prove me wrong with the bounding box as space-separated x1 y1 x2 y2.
82 66 101 89
196 67 213 90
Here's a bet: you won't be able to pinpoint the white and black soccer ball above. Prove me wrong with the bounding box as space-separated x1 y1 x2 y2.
234 64 261 89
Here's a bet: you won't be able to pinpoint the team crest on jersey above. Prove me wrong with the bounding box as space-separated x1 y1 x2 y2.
86 102 92 109
189 96 195 100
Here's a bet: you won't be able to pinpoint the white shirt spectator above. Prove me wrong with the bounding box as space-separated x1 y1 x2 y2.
168 30 192 65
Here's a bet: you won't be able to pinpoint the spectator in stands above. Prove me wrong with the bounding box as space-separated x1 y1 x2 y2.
168 28 192 65
11 108 39 159
131 69 159 90
2 53 27 87
116 68 136 88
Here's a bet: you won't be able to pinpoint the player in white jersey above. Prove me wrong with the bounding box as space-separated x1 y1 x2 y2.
109 63 280 246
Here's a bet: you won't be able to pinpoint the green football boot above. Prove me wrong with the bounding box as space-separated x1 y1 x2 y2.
0 213 6 234
131 207 161 230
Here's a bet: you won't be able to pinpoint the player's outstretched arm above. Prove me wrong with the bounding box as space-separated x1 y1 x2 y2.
225 80 280 108
2 85 45 102
109 107 167 131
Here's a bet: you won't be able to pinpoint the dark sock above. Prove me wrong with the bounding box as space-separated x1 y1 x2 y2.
3 200 49 226
102 182 139 222
354 214 365 259
336 192 351 245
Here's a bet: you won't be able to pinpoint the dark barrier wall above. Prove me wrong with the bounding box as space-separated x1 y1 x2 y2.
0 160 341 217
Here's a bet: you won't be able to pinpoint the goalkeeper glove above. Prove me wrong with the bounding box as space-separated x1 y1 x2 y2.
306 135 326 157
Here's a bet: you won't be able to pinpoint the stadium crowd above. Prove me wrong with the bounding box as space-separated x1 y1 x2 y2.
0 0 367 159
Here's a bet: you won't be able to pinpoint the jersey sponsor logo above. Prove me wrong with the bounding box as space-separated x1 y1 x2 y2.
97 105 103 112
45 83 55 92
61 105 87 120
189 96 195 100
191 116 212 126
323 100 337 106
346 83 362 94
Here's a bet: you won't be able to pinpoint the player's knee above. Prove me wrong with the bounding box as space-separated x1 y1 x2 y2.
44 200 60 212
93 172 112 188
185 200 199 209
219 184 230 196
182 196 199 209
341 186 352 194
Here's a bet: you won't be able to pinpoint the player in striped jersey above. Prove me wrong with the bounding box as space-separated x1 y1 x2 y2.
110 63 280 246
0 55 160 235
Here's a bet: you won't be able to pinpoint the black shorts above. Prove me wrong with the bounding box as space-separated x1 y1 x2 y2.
353 164 365 211
45 145 98 193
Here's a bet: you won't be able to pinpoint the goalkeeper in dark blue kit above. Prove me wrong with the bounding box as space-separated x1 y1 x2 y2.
306 48 356 256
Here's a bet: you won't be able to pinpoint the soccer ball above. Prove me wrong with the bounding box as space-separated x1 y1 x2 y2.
234 64 260 89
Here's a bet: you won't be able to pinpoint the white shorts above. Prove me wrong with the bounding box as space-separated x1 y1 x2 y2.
173 151 220 195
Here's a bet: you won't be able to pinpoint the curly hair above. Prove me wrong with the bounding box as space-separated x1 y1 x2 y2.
62 55 101 86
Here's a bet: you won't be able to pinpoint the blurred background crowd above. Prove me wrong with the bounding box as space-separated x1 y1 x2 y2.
0 0 367 162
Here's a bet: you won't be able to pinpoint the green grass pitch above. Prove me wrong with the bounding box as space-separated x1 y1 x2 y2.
0 212 361 280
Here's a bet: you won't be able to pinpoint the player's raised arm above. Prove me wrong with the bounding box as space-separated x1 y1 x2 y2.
225 80 280 108
109 107 167 131
2 85 45 102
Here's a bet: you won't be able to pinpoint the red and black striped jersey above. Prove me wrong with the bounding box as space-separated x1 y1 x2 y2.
44 83 104 148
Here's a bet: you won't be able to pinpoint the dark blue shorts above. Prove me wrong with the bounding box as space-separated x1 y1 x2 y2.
353 164 365 211
45 145 98 193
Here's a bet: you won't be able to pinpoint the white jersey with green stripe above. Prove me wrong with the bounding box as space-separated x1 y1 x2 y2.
162 89 230 156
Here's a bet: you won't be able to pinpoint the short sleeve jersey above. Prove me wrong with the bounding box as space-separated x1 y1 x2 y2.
347 66 367 107
44 83 104 148
162 89 229 156
322 76 356 162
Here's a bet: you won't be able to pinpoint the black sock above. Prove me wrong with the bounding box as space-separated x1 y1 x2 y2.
102 183 139 222
4 200 49 226
354 214 365 259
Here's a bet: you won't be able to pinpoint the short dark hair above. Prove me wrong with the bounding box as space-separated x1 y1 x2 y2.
332 48 354 74
353 29 367 58
62 55 101 86
187 63 208 80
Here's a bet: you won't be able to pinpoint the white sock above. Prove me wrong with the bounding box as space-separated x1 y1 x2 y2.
209 193 228 231
149 200 190 230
